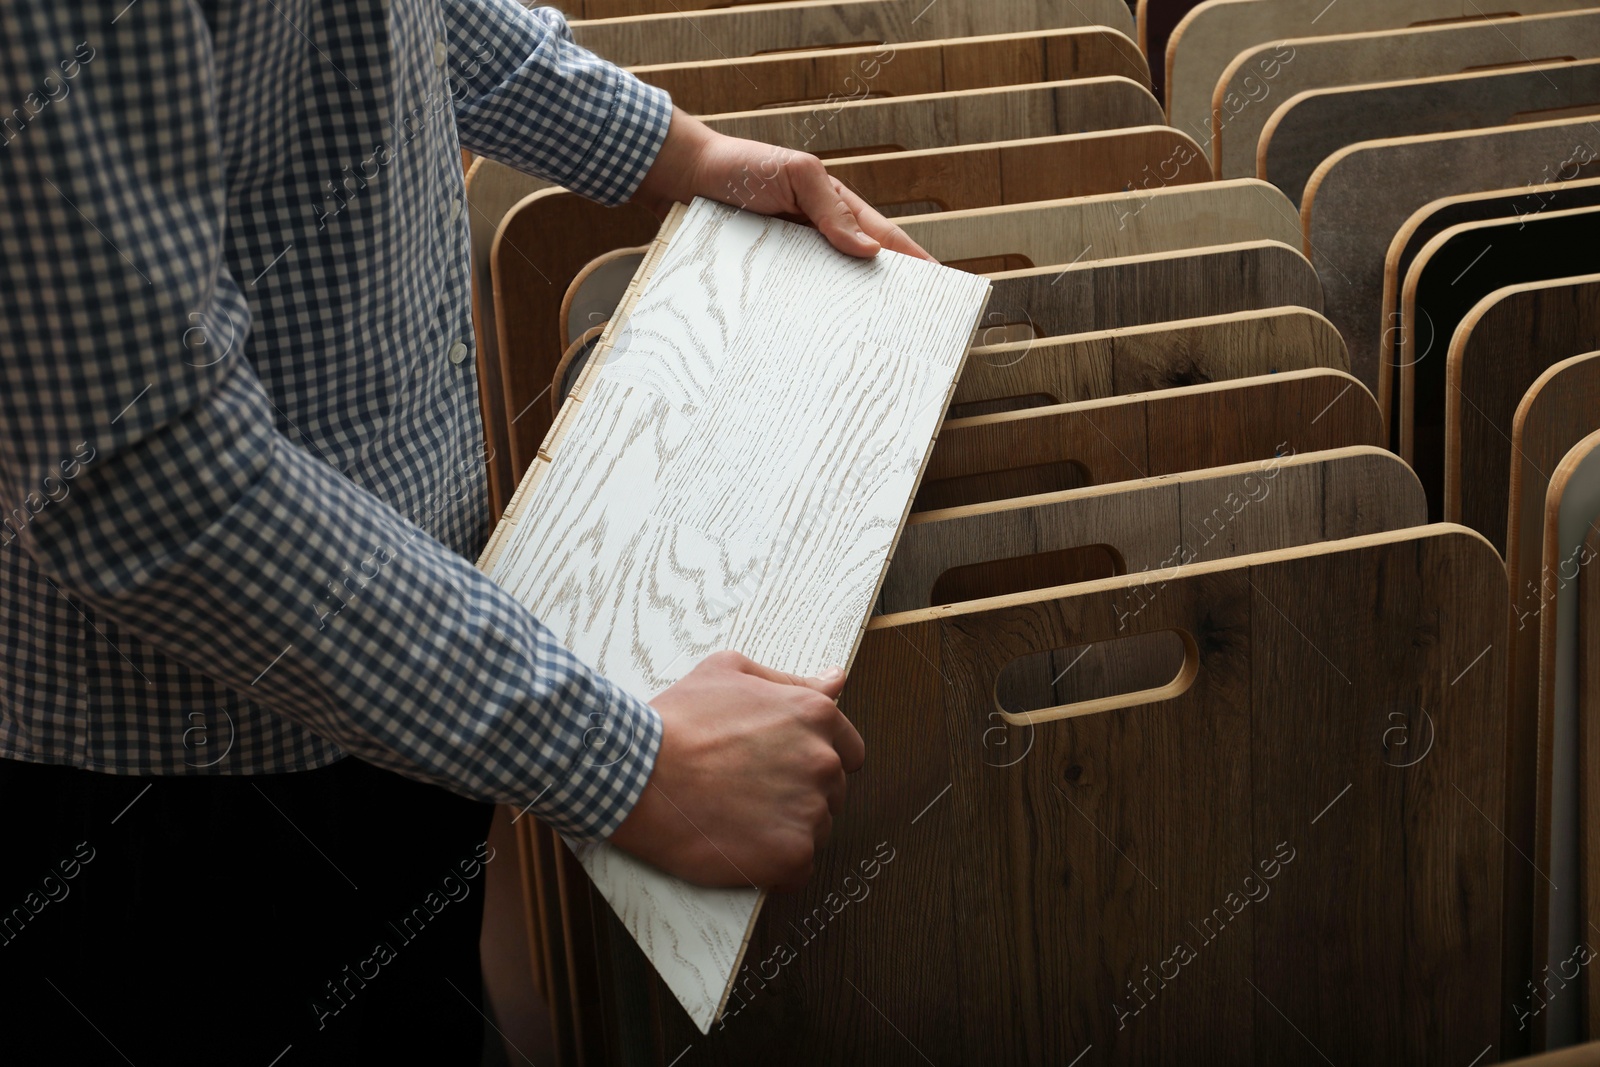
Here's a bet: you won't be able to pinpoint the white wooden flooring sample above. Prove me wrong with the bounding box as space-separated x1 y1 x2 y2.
481 198 990 1031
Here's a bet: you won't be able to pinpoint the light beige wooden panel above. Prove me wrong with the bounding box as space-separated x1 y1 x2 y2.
1301 115 1600 402
899 178 1302 270
881 445 1423 612
479 198 989 1033
1261 61 1600 206
631 28 1152 113
1165 0 1594 154
701 78 1163 156
954 306 1347 415
918 368 1383 510
569 0 1136 67
1535 430 1600 1049
1212 10 1600 179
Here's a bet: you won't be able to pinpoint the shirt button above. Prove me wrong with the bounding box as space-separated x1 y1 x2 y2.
446 197 462 225
448 341 468 365
434 39 448 68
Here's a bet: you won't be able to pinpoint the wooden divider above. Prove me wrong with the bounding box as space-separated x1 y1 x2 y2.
1211 10 1600 178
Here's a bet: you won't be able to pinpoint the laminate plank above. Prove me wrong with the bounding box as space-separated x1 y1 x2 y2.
917 368 1383 511
1212 10 1600 179
568 0 1137 67
479 198 990 1032
881 445 1423 612
1536 430 1600 1049
700 78 1163 156
1381 177 1600 439
1261 60 1600 207
1164 0 1593 156
899 178 1303 269
630 28 1152 114
1301 115 1600 400
654 526 1506 1063
954 306 1348 416
823 128 1210 217
980 240 1322 345
1401 207 1600 521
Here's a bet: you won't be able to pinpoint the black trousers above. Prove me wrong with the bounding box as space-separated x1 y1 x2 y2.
0 755 496 1066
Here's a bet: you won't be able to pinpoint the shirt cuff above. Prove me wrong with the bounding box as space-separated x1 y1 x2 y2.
545 685 665 841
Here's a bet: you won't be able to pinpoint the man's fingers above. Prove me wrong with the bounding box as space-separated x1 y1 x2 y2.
834 181 935 262
787 156 880 258
831 709 866 773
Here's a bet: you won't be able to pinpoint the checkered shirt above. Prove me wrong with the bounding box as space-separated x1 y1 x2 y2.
0 0 672 840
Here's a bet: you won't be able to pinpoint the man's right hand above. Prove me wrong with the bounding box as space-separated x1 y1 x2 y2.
608 650 866 893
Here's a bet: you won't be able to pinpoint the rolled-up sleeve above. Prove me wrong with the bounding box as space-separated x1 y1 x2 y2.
445 0 673 204
0 0 662 841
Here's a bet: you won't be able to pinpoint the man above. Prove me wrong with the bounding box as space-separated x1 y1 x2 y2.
0 1 923 1062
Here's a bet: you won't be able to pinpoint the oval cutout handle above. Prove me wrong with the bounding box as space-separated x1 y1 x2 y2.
994 628 1199 726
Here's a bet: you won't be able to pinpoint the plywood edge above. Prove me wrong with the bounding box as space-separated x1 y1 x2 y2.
818 125 1203 168
1506 351 1600 591
940 366 1372 432
965 304 1346 363
694 74 1154 122
869 521 1499 628
626 25 1142 74
984 236 1312 280
905 443 1406 525
901 175 1287 229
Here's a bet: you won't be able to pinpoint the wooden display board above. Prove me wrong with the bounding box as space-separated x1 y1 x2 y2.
569 0 1137 67
651 526 1507 1064
1211 10 1600 179
633 28 1152 113
917 368 1383 510
1301 115 1600 401
1260 61 1600 206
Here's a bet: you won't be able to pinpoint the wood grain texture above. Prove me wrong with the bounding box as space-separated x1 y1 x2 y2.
1502 342 1600 1062
568 0 1137 67
1380 177 1600 439
899 178 1303 269
1261 60 1600 207
1164 0 1592 154
1301 115 1600 399
494 178 1300 483
1535 430 1600 1049
1583 520 1600 1039
1402 207 1600 522
955 306 1348 415
881 445 1424 611
824 128 1210 217
653 525 1506 1064
1503 1041 1600 1066
1212 10 1600 179
630 28 1152 113
979 240 1322 344
701 78 1164 155
917 368 1383 511
481 198 989 1032
561 246 646 353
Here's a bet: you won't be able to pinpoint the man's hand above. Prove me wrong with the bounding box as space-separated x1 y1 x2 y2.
608 651 866 892
632 109 934 262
